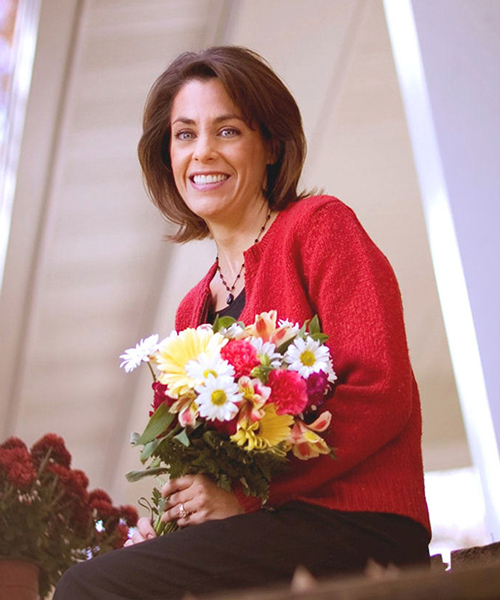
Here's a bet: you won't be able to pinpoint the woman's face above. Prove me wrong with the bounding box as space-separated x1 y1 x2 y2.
169 78 271 225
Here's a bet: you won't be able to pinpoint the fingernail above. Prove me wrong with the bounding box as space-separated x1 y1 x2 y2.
147 533 155 539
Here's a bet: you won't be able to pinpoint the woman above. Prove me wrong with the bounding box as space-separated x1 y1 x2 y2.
54 46 430 600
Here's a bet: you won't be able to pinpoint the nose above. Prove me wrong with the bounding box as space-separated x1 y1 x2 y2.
193 134 216 162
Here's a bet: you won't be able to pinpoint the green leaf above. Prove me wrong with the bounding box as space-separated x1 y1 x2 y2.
136 403 174 445
275 336 296 354
140 437 165 463
125 466 171 482
173 429 190 447
309 314 321 334
213 315 236 333
310 332 329 343
298 320 309 338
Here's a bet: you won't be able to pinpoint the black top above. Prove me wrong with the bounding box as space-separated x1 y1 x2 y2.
207 289 246 323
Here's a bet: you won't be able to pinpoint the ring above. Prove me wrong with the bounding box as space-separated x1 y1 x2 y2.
178 503 188 519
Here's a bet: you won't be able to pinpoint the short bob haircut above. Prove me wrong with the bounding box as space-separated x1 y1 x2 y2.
138 46 307 243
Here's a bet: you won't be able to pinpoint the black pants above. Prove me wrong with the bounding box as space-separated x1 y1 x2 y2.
54 502 430 600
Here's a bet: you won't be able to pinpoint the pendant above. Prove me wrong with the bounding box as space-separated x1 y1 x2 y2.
226 293 234 305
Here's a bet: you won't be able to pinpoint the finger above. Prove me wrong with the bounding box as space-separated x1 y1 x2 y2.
164 490 194 508
137 516 156 539
161 499 197 524
161 475 196 497
124 539 134 547
128 529 147 544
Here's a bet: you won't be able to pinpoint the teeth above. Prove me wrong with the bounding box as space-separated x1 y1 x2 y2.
193 174 228 185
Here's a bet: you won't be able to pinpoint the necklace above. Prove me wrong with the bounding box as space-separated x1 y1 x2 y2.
216 208 272 305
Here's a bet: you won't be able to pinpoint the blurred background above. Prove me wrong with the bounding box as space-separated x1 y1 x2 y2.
1 0 499 561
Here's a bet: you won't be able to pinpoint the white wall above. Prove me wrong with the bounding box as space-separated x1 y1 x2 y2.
385 0 500 539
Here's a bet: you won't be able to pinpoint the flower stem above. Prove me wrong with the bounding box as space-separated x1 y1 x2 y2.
153 514 178 536
147 361 157 382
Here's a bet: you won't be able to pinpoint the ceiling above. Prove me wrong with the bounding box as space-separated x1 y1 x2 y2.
0 0 469 509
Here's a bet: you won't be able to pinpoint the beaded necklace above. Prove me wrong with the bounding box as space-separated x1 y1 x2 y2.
216 208 272 305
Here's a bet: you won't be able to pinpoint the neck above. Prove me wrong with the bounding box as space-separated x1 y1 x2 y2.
212 202 271 274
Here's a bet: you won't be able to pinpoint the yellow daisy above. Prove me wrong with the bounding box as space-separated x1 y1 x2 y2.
154 327 227 397
231 403 293 451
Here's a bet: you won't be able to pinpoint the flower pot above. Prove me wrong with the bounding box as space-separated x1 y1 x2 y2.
0 560 39 600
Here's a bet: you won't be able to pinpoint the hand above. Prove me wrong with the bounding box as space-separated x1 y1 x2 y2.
123 516 156 547
161 474 244 527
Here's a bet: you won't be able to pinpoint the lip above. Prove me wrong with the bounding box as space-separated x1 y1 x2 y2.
188 171 231 190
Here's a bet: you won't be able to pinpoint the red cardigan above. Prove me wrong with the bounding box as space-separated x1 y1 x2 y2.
175 196 431 534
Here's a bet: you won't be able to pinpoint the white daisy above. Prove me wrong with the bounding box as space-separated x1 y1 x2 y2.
185 352 235 384
195 375 242 422
249 337 282 368
284 336 335 380
277 318 300 332
120 334 159 373
219 323 245 339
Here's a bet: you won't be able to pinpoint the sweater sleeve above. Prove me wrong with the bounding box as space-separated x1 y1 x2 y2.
270 201 419 499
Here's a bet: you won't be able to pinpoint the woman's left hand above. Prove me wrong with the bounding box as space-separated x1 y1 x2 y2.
161 474 244 527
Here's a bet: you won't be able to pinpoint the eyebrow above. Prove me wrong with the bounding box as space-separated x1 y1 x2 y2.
171 113 245 126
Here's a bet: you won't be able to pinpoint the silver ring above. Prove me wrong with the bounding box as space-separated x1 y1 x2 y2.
178 503 188 519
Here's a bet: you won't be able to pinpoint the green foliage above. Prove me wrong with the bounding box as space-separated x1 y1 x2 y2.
130 425 289 506
212 315 236 332
136 403 174 445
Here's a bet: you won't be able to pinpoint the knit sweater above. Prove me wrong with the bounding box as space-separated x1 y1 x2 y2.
175 196 431 534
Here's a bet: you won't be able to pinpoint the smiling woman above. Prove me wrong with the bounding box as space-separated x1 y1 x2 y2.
169 79 271 231
53 46 431 600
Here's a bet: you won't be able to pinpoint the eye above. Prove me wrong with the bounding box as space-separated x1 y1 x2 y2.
174 130 195 141
219 127 239 138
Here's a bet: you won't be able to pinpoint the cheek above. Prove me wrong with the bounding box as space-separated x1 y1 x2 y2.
170 154 185 188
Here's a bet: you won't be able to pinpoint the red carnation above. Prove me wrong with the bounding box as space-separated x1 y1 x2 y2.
31 433 71 468
306 371 330 407
210 415 238 437
220 340 260 379
150 381 175 416
119 504 139 527
268 369 308 416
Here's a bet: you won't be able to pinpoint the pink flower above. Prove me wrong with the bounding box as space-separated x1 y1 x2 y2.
268 369 308 416
221 340 260 379
306 371 330 409
289 412 333 460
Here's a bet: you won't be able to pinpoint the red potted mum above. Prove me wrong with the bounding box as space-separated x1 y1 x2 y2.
0 434 138 599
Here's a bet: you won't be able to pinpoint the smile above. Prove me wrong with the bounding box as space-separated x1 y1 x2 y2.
191 173 229 185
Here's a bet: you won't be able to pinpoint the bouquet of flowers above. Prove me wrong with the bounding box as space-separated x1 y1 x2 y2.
121 311 336 533
0 434 138 598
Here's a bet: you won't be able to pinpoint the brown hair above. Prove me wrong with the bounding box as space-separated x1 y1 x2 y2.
138 46 307 243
